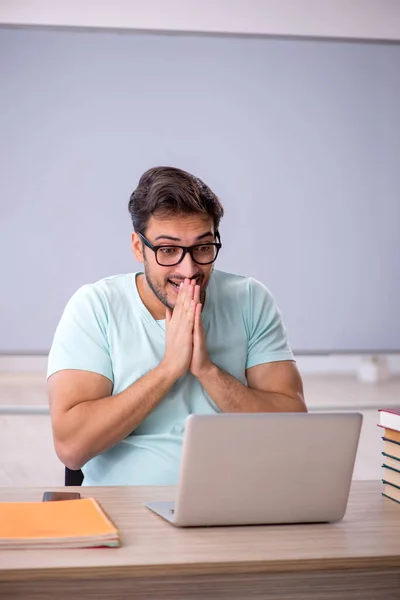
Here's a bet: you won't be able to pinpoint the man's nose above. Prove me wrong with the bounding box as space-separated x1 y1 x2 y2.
176 251 200 279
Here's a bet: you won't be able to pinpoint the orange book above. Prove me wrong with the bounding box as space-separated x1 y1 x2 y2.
382 482 400 506
380 427 400 445
0 498 120 549
382 439 400 461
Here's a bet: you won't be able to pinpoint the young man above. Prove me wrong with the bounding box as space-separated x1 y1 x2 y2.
48 166 306 485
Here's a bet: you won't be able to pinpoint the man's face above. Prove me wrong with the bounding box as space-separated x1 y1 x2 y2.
132 214 217 312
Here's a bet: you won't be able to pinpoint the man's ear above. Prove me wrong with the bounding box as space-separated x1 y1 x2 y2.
131 231 144 263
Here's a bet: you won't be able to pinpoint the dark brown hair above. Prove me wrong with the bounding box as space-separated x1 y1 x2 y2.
128 166 224 234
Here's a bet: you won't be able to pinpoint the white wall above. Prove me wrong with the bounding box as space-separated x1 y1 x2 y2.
1 0 400 41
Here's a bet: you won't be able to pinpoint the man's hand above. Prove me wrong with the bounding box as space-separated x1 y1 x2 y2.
189 282 214 378
163 279 197 379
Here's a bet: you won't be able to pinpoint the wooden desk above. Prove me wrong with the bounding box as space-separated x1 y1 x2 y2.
0 481 399 599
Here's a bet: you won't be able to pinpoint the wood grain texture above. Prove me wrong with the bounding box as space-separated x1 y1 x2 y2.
1 568 400 600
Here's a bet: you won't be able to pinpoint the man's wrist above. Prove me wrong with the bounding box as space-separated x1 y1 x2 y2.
195 361 219 382
157 359 184 383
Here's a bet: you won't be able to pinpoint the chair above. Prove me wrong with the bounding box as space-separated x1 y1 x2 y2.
65 467 84 486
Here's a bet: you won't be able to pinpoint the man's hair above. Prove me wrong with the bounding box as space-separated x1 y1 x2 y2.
128 166 224 234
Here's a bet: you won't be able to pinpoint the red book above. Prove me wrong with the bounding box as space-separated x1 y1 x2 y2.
378 408 400 433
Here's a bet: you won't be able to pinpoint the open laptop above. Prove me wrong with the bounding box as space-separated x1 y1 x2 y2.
145 412 362 527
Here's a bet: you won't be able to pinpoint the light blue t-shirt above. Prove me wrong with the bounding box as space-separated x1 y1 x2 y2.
47 270 294 485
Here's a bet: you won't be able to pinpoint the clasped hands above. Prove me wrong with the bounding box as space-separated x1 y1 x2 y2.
164 278 213 380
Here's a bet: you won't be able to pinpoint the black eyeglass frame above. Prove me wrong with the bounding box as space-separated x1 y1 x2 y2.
138 231 222 266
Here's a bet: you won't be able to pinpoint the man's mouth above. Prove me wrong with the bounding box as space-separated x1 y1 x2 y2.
168 279 181 292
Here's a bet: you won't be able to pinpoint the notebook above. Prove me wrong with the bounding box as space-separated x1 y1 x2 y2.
0 497 120 549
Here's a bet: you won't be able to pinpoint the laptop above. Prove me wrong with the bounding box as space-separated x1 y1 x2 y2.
145 412 362 527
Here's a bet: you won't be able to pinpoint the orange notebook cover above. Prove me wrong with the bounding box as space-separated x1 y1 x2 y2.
0 498 120 549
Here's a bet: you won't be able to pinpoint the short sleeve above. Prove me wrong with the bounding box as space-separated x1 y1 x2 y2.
246 278 294 370
47 284 113 382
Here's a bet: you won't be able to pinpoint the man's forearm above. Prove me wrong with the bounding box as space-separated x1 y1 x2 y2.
197 364 307 413
58 362 178 469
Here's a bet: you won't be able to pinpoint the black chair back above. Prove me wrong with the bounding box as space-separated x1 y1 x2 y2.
65 467 84 486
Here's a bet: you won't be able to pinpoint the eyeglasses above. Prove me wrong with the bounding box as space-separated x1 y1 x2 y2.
138 232 222 266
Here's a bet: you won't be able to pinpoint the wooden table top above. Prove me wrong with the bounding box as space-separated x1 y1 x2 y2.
1 480 399 582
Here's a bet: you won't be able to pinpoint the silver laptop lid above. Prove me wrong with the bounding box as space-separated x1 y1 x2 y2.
173 412 362 526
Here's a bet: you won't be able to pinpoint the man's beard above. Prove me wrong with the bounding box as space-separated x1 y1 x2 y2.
143 260 210 312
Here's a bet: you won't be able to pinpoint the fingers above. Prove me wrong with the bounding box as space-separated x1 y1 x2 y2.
193 283 200 304
172 279 189 315
174 281 187 311
174 279 196 312
182 282 194 314
170 279 200 325
194 302 202 330
187 298 196 325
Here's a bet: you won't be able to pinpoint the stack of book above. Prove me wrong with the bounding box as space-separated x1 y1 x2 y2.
378 408 400 505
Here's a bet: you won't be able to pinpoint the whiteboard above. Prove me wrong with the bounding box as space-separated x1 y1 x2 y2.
0 27 399 353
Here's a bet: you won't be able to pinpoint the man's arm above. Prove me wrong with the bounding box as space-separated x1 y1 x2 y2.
49 280 198 470
190 276 307 412
190 281 306 413
48 363 179 470
196 360 307 413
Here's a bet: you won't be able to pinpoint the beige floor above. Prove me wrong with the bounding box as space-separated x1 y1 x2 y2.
0 372 399 487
